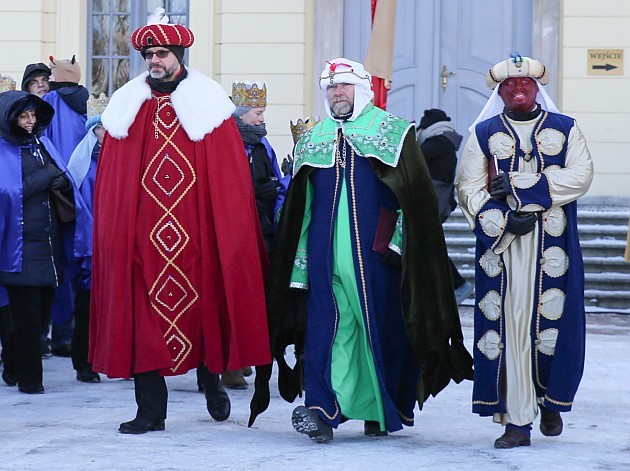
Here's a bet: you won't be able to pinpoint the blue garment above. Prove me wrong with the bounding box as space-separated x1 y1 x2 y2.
43 89 87 164
260 137 287 215
302 140 419 432
471 112 585 414
0 286 8 307
0 136 92 274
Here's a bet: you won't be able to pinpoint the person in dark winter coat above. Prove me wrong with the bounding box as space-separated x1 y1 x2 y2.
0 90 90 394
416 109 473 304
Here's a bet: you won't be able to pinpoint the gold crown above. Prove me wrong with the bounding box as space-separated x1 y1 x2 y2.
87 93 109 119
0 75 16 93
232 81 267 108
290 117 319 144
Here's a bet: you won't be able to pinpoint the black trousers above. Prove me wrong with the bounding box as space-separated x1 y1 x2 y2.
134 370 169 421
134 365 221 421
0 304 13 362
71 288 91 372
3 286 54 388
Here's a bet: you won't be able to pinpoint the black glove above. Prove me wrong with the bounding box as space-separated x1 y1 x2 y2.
381 248 402 268
50 173 70 190
490 172 512 198
281 155 294 176
505 211 537 236
255 180 280 202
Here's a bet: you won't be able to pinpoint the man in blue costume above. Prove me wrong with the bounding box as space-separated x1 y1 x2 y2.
456 54 593 448
42 55 90 357
248 58 473 442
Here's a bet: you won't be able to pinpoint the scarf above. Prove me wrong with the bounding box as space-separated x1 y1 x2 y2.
417 121 458 145
236 119 267 145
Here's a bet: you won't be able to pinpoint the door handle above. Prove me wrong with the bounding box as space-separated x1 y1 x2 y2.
442 65 455 91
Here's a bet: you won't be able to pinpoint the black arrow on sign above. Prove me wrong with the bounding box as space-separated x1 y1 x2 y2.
592 64 618 71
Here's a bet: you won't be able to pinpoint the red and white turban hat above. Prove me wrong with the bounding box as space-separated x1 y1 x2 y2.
130 8 194 51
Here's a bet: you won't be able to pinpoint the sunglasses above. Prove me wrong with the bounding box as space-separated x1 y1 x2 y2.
145 50 171 60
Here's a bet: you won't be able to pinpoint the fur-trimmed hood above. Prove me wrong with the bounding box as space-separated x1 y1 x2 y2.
102 68 235 142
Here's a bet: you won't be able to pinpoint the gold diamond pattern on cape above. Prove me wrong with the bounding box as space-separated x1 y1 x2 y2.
141 95 198 373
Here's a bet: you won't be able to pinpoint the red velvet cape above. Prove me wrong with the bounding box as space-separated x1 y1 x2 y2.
89 102 270 378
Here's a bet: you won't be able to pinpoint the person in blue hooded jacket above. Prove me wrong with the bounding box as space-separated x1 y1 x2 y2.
0 90 91 394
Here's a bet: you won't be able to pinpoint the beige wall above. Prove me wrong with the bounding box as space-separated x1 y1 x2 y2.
560 0 630 197
0 0 86 88
212 0 312 160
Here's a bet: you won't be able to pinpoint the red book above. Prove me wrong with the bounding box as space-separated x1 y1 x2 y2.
372 207 398 255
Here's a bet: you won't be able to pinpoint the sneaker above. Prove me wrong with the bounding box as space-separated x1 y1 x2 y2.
455 281 474 304
291 406 333 443
221 370 248 390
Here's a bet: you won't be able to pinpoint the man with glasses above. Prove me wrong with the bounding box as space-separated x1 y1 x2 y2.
89 9 270 434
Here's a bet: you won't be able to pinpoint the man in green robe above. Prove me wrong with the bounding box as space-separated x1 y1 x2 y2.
249 58 473 443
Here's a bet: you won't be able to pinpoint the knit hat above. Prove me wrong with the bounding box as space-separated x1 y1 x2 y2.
131 8 194 51
419 109 450 129
49 55 81 83
21 63 51 91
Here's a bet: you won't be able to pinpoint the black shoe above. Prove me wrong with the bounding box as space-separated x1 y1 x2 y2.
18 384 45 394
2 369 17 387
364 420 388 437
41 340 52 358
51 344 72 358
494 428 531 449
76 367 101 383
540 407 563 437
291 406 333 444
119 417 165 435
201 380 231 421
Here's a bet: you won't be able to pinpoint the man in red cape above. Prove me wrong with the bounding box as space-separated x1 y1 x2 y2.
89 10 270 434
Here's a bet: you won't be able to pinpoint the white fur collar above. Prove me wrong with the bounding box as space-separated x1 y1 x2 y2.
102 68 235 141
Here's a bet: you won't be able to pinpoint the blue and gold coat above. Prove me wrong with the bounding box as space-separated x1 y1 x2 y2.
465 111 592 414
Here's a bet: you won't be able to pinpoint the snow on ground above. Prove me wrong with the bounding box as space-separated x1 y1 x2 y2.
1 307 630 471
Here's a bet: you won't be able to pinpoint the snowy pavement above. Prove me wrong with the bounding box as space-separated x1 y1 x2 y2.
1 307 629 471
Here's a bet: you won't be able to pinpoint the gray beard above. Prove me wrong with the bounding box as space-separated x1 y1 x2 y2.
331 100 353 119
149 67 175 81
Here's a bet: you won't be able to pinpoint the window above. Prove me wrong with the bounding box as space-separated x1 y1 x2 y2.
87 0 189 96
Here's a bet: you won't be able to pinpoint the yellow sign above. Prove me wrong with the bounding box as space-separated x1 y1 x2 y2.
587 49 623 76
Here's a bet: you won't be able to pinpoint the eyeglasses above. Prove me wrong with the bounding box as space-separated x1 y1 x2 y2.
145 50 170 60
